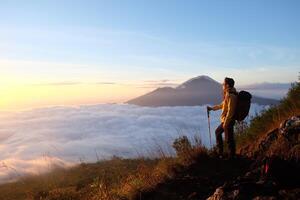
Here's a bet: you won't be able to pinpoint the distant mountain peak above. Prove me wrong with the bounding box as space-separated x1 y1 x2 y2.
177 75 219 89
153 87 174 92
196 75 218 82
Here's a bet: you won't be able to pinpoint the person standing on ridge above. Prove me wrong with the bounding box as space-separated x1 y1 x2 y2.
207 77 238 158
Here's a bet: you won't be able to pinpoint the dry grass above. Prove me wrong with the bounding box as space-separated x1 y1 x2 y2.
0 157 158 200
0 135 209 200
117 138 208 200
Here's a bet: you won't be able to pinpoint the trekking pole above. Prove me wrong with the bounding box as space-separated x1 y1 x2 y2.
207 107 212 148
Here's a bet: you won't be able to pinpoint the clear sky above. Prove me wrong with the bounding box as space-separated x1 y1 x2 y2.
0 0 299 110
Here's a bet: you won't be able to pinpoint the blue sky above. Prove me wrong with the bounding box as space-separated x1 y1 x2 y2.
0 0 299 109
1 0 299 82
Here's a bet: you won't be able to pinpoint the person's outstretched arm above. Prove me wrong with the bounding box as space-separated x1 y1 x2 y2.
208 103 223 111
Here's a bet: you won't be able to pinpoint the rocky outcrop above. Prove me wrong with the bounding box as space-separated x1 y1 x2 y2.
207 156 300 199
240 116 300 160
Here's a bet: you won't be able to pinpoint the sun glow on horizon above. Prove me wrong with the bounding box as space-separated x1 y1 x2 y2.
0 82 152 111
0 60 156 111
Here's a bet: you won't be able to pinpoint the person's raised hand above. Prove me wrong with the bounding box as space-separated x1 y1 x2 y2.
207 106 213 111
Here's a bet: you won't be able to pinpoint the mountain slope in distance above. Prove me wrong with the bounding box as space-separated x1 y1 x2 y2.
127 75 279 106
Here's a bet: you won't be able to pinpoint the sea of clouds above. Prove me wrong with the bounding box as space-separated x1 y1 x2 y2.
0 103 266 183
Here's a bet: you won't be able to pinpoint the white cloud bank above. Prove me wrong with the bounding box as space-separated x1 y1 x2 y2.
0 104 266 183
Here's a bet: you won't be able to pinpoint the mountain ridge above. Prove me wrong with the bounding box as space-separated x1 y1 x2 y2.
127 75 279 106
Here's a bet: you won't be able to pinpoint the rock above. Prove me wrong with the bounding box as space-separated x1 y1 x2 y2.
187 192 197 199
207 187 225 200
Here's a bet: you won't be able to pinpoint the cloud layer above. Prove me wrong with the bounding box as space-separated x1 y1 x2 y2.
0 104 266 182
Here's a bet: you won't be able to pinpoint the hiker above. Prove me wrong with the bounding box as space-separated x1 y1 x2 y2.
207 77 237 157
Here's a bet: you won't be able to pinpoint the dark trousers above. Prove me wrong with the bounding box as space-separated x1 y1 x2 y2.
215 121 236 156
